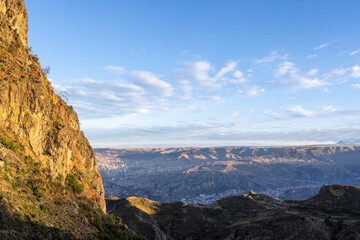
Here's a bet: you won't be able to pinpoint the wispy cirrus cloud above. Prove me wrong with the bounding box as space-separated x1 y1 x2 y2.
215 61 237 79
104 66 175 97
287 105 315 117
174 60 254 91
314 43 330 50
52 78 152 118
238 85 265 96
263 110 284 119
272 61 327 89
129 71 174 97
324 68 349 78
322 105 336 112
254 51 289 64
85 120 360 147
104 65 126 74
277 105 360 119
275 61 294 78
307 54 317 58
350 49 360 56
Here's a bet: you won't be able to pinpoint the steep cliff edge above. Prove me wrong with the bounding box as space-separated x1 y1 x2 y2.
0 0 144 239
0 0 105 211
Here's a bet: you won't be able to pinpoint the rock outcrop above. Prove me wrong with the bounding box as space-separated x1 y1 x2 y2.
0 0 105 211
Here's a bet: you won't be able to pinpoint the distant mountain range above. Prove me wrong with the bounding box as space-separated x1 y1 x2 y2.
95 145 360 204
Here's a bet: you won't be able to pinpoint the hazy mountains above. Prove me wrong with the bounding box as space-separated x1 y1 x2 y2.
95 145 360 204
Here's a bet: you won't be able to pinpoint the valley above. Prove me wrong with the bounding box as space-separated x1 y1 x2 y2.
95 145 360 204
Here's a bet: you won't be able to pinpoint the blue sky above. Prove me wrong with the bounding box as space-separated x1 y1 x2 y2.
26 0 360 147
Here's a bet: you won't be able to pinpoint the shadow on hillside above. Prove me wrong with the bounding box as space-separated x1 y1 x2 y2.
0 213 79 240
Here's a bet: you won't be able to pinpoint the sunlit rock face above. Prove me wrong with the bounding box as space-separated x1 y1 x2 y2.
0 0 28 51
0 0 105 211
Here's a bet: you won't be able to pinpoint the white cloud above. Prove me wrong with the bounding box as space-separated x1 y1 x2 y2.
287 105 315 117
215 61 237 79
307 69 319 76
51 82 67 92
137 108 150 113
52 78 153 118
273 62 326 89
263 110 284 119
190 61 213 81
234 70 243 78
275 61 295 78
307 54 317 58
350 65 360 78
325 68 348 78
322 105 336 112
186 61 218 88
178 79 193 100
293 76 326 88
255 51 289 64
314 43 330 50
352 83 360 88
210 96 225 103
129 71 174 97
350 49 360 56
238 85 265 96
230 111 239 118
231 70 246 83
104 65 126 74
178 60 243 89
322 88 331 93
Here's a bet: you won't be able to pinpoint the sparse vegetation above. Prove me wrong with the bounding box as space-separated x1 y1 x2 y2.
0 136 18 151
42 66 51 76
93 215 103 231
66 174 85 193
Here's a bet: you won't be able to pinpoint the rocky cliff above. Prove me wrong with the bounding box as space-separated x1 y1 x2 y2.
0 1 145 238
0 0 28 52
0 0 105 211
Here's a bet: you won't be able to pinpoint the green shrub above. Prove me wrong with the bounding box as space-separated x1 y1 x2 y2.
66 174 84 193
24 156 35 165
12 181 22 190
28 179 36 190
93 215 103 231
0 136 18 151
3 175 11 182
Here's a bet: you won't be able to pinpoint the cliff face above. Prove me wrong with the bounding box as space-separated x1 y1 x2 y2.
0 0 28 51
0 0 105 211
